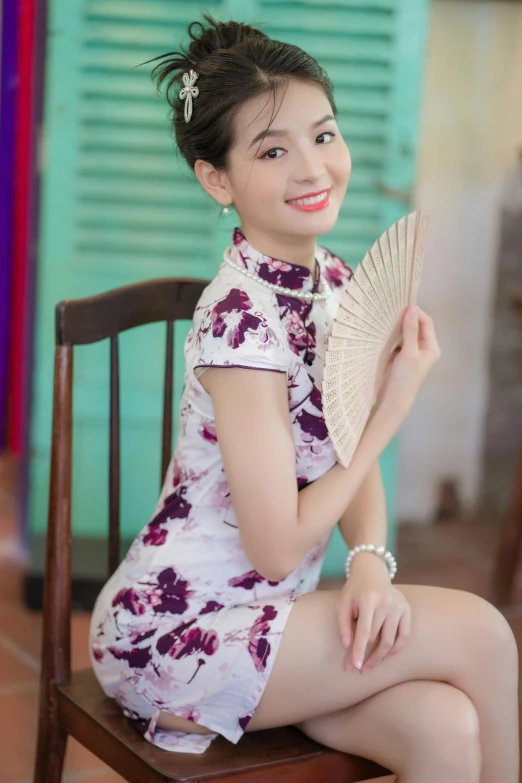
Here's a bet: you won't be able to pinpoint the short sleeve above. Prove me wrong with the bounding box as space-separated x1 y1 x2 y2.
188 286 289 381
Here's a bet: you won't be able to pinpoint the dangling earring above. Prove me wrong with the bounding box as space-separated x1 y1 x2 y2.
223 205 231 215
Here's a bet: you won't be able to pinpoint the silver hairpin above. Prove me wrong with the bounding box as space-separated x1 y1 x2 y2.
179 69 199 123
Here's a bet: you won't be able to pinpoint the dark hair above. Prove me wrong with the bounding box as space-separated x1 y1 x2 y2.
147 14 337 171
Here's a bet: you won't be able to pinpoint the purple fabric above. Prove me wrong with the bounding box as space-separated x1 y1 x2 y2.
0 1 18 449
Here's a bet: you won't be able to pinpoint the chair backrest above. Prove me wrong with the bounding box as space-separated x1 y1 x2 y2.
42 277 209 690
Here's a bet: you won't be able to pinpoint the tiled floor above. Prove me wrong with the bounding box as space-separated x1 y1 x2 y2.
1 450 521 783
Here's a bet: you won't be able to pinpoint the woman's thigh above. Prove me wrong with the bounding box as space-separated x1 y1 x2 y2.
246 583 516 732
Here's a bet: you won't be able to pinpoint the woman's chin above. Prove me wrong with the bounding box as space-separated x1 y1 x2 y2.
290 211 339 237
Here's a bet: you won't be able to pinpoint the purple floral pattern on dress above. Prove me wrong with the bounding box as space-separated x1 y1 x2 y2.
200 600 224 614
238 713 253 731
248 605 278 672
142 488 191 547
208 288 279 352
89 227 354 755
112 587 145 615
228 570 280 590
323 252 353 288
109 643 152 669
156 618 219 664
199 421 217 443
110 568 195 624
152 568 194 615
278 299 317 365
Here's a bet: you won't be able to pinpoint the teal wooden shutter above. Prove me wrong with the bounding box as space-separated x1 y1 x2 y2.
30 0 226 573
29 0 429 580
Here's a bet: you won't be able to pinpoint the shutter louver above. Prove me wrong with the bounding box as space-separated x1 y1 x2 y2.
77 0 222 278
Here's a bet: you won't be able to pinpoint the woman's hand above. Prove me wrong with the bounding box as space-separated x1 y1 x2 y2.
338 554 412 673
376 305 441 419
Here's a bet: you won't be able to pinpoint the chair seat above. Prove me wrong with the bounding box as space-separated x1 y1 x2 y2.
56 668 389 782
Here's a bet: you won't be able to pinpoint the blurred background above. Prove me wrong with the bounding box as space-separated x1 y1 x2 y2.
1 0 522 780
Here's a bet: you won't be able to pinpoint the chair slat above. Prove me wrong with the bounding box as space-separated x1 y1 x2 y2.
109 336 120 576
34 345 74 781
161 321 174 488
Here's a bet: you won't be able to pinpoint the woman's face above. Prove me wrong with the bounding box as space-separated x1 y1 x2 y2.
224 79 351 245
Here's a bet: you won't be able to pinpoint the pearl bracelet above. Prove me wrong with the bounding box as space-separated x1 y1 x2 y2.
345 544 397 581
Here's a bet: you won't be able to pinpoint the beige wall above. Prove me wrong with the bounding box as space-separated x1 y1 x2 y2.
397 0 522 523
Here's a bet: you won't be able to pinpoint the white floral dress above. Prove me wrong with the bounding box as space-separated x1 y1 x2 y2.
89 227 353 753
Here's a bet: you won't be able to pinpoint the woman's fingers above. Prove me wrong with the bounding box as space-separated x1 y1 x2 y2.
401 307 420 356
383 605 412 659
368 605 387 651
403 305 441 359
350 599 374 670
362 609 402 672
417 310 440 356
338 594 353 649
342 591 412 673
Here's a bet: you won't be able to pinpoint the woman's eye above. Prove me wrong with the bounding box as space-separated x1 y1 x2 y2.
317 131 335 143
261 147 284 160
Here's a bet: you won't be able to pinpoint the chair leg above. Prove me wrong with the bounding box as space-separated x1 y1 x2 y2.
491 447 522 606
33 701 68 783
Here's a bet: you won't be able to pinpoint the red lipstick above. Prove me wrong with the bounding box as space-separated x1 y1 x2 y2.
286 188 331 212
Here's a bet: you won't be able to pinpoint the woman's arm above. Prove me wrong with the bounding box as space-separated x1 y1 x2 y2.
337 459 391 581
293 419 399 575
336 457 410 671
200 367 403 582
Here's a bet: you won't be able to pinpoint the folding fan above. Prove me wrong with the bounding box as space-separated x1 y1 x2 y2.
322 209 430 468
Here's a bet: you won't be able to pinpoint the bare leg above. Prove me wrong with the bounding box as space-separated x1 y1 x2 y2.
246 585 518 783
297 680 481 783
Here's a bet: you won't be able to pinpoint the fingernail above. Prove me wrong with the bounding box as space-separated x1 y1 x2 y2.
355 658 363 670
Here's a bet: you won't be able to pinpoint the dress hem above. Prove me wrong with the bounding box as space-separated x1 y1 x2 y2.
132 596 299 754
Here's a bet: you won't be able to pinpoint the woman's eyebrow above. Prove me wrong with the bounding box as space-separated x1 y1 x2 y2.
248 113 335 149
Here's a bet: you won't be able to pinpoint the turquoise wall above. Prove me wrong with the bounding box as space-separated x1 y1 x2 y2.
30 0 430 577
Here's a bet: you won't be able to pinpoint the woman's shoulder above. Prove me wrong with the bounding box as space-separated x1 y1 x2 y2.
187 264 289 372
193 261 284 329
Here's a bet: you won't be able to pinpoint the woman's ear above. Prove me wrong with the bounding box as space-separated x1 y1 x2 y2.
194 160 233 208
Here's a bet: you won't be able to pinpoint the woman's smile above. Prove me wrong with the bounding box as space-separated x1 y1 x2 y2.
286 188 331 212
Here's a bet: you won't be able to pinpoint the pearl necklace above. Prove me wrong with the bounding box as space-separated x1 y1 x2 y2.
223 248 330 302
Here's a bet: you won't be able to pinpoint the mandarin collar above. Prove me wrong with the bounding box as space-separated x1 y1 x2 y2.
230 227 321 294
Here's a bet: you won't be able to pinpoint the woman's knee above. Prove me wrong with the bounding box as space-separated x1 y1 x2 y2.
461 593 518 669
402 684 481 779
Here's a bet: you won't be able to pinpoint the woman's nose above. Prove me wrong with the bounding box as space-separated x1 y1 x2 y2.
294 146 325 183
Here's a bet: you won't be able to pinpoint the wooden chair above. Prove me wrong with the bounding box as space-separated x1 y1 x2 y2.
34 278 390 783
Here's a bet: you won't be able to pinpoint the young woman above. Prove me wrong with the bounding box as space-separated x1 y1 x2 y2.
89 15 519 782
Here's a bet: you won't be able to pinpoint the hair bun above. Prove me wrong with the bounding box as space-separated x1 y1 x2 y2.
187 15 268 65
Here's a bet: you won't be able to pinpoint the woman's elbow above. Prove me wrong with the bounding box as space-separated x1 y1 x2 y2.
240 518 300 583
249 549 298 584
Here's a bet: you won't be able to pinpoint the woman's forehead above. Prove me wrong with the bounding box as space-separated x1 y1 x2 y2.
234 82 332 145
